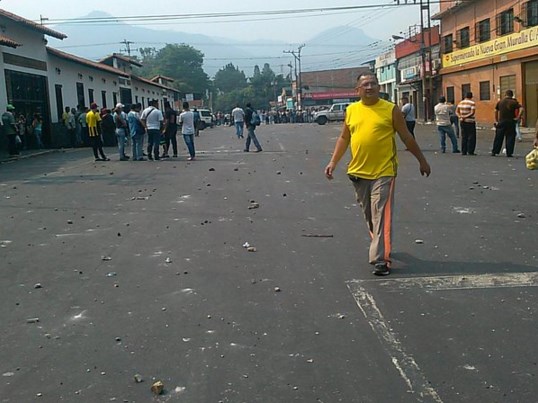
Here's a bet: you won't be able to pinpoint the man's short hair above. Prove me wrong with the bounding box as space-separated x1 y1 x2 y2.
465 92 473 99
357 72 378 83
246 102 252 108
401 96 409 101
183 101 189 109
439 96 446 103
505 89 514 97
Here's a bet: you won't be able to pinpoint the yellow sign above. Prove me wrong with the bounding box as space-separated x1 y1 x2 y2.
442 25 538 68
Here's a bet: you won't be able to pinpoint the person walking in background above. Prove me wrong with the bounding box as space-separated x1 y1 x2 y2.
2 104 19 156
193 107 201 137
62 106 70 127
86 102 108 161
140 99 163 161
324 73 430 276
179 101 196 161
244 103 262 152
447 101 460 138
434 96 460 154
456 92 477 155
32 113 44 149
492 90 520 157
162 101 178 158
400 96 416 138
113 103 130 161
128 103 145 161
231 104 245 139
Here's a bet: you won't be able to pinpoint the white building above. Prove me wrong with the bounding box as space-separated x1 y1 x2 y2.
1 8 180 150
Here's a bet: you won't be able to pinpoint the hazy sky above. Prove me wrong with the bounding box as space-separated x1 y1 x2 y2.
1 0 436 43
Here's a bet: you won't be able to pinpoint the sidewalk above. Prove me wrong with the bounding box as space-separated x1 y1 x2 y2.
0 148 60 164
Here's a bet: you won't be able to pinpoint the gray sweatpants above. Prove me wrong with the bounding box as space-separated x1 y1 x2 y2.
351 176 396 266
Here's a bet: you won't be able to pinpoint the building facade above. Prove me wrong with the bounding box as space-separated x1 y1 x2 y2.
375 50 398 103
395 26 441 121
299 66 372 108
434 0 538 126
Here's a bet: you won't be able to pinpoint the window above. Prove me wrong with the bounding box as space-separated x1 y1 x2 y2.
461 83 471 99
443 34 453 53
446 86 455 104
479 81 491 100
522 0 538 27
76 82 85 107
500 75 516 96
476 19 491 42
457 27 470 48
497 8 514 35
55 84 63 123
88 89 94 104
113 92 118 106
101 91 107 108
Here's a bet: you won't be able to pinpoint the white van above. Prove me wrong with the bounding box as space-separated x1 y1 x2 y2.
196 108 214 130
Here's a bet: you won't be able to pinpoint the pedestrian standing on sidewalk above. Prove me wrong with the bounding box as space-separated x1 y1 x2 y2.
324 73 431 276
244 103 262 152
113 103 130 161
434 96 460 154
128 103 145 161
66 108 77 148
86 102 109 161
456 92 477 155
491 90 520 157
179 101 196 161
400 96 416 138
2 104 19 156
140 99 164 161
32 113 44 149
231 104 245 139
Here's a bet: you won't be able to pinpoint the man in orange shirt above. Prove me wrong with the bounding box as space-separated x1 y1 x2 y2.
325 73 430 276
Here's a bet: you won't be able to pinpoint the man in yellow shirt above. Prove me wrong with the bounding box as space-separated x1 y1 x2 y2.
325 73 431 276
86 102 109 161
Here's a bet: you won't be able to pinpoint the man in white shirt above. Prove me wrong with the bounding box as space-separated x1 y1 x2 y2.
140 99 164 160
434 96 460 154
231 104 245 139
179 101 196 161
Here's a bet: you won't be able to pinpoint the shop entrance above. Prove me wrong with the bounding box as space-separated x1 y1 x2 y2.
524 61 538 127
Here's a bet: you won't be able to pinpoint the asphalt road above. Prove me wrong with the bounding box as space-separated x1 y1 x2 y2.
1 122 537 402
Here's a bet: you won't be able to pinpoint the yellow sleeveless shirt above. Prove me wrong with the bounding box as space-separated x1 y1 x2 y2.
345 99 398 180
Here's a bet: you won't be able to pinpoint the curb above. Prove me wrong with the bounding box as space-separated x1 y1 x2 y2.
0 149 60 164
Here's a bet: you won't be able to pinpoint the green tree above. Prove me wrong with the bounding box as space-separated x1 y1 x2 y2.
214 63 247 93
136 44 209 94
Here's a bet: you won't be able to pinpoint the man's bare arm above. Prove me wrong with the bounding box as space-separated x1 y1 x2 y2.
392 107 431 177
325 122 351 180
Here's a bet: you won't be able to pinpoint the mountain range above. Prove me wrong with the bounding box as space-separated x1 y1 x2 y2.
47 11 386 78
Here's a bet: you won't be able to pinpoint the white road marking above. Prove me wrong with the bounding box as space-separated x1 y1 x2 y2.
347 281 444 402
347 272 538 402
353 272 538 292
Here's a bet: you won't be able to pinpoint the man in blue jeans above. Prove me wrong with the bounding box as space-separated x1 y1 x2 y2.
128 103 146 161
244 102 262 152
140 99 164 160
434 96 460 154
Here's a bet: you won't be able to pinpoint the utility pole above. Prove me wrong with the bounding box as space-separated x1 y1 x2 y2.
393 0 432 121
120 39 134 57
283 44 305 110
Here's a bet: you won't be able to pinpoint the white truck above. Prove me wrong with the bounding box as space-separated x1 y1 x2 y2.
313 102 350 125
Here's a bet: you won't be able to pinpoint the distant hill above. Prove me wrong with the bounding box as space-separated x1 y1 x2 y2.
47 11 386 78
